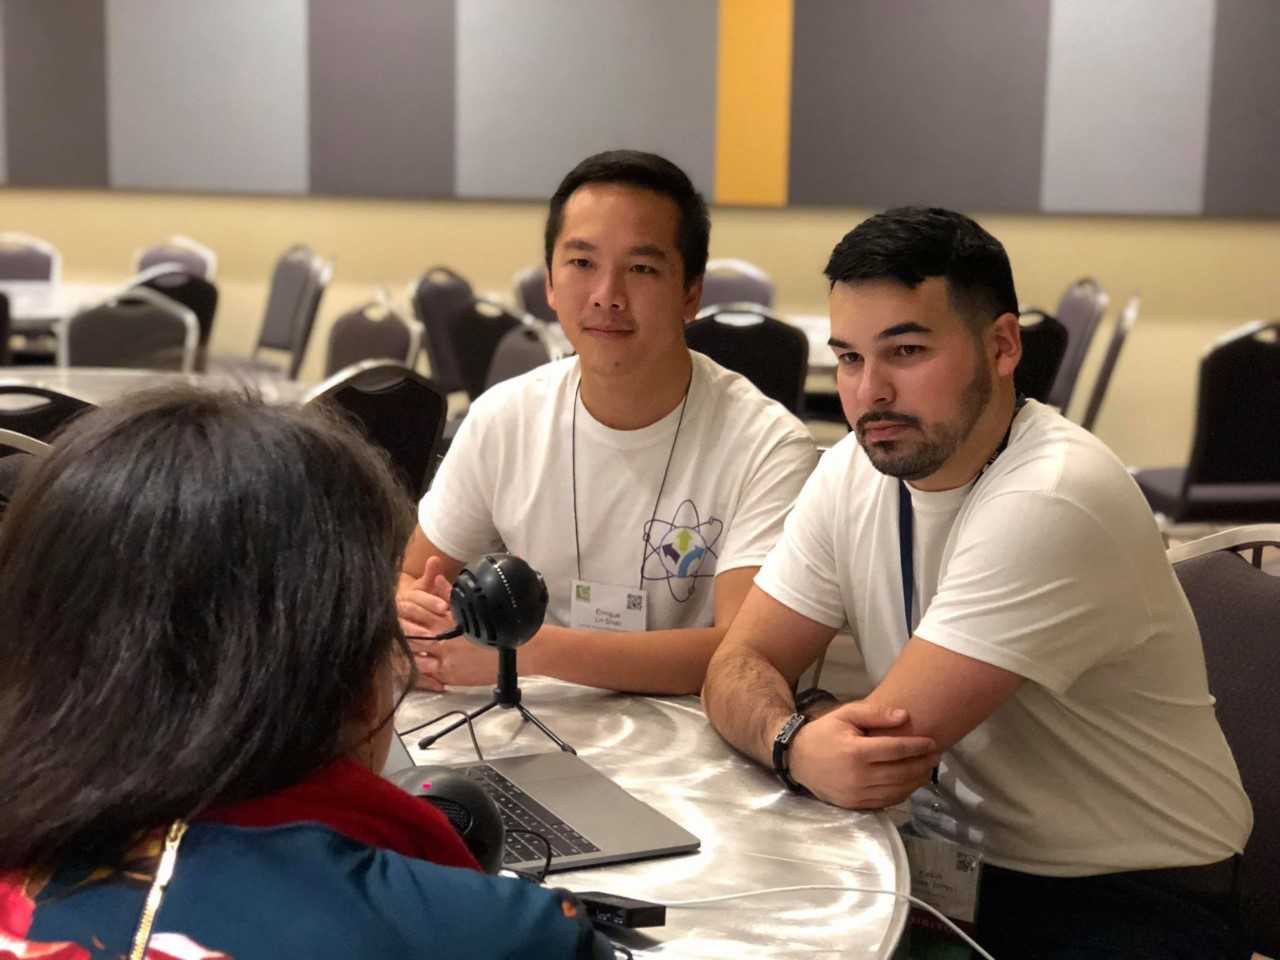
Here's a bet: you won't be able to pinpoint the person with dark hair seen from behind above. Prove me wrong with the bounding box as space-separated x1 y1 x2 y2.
0 389 613 959
398 150 816 694
702 208 1253 958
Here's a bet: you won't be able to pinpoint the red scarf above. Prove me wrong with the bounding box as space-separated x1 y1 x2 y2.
200 758 481 872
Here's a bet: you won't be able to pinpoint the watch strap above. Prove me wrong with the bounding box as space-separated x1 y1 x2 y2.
771 712 810 794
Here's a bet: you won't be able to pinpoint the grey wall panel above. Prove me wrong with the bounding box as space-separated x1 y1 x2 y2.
455 0 717 200
789 0 1050 211
309 0 454 198
106 0 309 194
3 0 109 187
1040 0 1214 214
1203 0 1280 215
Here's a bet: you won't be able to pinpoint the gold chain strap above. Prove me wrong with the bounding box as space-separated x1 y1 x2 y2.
129 819 188 960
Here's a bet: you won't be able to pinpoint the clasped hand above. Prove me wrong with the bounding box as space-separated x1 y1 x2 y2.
396 556 497 691
788 701 940 810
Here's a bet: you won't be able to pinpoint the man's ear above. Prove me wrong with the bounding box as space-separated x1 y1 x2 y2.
683 275 704 324
990 312 1022 379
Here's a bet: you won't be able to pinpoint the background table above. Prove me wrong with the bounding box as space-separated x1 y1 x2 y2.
398 678 908 959
0 367 307 406
0 281 121 335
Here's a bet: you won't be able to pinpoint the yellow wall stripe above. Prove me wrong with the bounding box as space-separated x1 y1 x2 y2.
714 0 794 206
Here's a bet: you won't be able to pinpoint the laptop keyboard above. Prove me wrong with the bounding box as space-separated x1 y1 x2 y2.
459 763 602 865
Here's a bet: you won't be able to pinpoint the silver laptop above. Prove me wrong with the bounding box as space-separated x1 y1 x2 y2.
384 733 700 873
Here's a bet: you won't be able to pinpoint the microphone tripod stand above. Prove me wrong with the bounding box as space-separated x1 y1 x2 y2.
416 646 576 754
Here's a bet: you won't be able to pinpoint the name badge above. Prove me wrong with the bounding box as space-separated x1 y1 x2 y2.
900 823 983 923
570 579 647 633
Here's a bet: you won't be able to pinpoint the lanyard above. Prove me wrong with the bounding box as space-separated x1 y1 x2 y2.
570 370 692 589
897 397 1026 638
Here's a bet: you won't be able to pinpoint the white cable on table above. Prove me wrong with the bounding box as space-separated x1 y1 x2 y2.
657 884 996 960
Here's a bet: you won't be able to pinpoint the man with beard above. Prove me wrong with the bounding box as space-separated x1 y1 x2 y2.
701 208 1252 957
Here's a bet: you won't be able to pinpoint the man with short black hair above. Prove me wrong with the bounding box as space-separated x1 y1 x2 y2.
702 207 1252 956
398 150 816 695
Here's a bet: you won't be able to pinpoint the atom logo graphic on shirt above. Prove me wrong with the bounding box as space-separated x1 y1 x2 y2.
642 499 724 602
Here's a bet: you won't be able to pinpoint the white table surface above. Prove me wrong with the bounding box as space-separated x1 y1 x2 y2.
399 677 909 959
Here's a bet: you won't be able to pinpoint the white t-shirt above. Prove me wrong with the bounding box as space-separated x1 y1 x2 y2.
757 400 1252 876
421 351 817 631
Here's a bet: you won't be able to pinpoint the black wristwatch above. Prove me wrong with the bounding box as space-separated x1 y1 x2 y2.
771 712 810 794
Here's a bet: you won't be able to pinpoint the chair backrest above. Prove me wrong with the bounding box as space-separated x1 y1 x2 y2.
304 360 447 498
700 258 775 311
135 235 217 280
1014 311 1069 403
0 432 48 518
0 384 94 440
59 287 198 372
1185 320 1280 486
1045 277 1109 411
323 301 421 378
513 265 556 324
1170 527 1280 955
257 245 329 374
134 270 219 352
0 232 60 283
454 299 523 401
411 266 474 394
686 303 808 413
0 292 11 366
1080 294 1140 432
484 323 553 391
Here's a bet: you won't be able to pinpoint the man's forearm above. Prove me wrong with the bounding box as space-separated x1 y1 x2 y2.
701 645 797 766
520 624 724 695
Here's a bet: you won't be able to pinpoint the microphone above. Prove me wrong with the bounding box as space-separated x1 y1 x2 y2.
449 553 548 649
387 767 506 874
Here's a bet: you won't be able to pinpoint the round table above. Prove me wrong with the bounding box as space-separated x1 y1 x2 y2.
0 367 308 407
398 677 909 959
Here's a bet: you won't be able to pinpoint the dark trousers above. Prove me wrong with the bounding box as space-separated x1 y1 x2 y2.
973 861 1251 960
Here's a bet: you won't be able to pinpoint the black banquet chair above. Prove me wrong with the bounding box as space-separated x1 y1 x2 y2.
1167 526 1280 957
211 245 330 381
686 303 808 414
484 323 555 391
411 266 475 396
1134 320 1280 524
454 300 523 401
0 385 94 441
1014 311 1068 403
513 265 557 324
59 287 197 372
304 360 447 498
1080 294 1140 433
1022 277 1109 412
133 234 217 280
0 292 11 366
0 428 51 519
133 269 219 372
699 259 775 310
0 232 60 282
323 300 422 379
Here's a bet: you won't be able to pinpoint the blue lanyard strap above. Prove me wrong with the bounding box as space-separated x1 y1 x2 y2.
896 396 1026 641
897 479 914 638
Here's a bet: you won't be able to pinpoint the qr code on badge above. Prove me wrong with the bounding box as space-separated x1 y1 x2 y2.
626 593 643 612
955 851 979 873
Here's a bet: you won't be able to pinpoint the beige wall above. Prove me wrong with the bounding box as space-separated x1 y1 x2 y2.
3 187 1278 466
